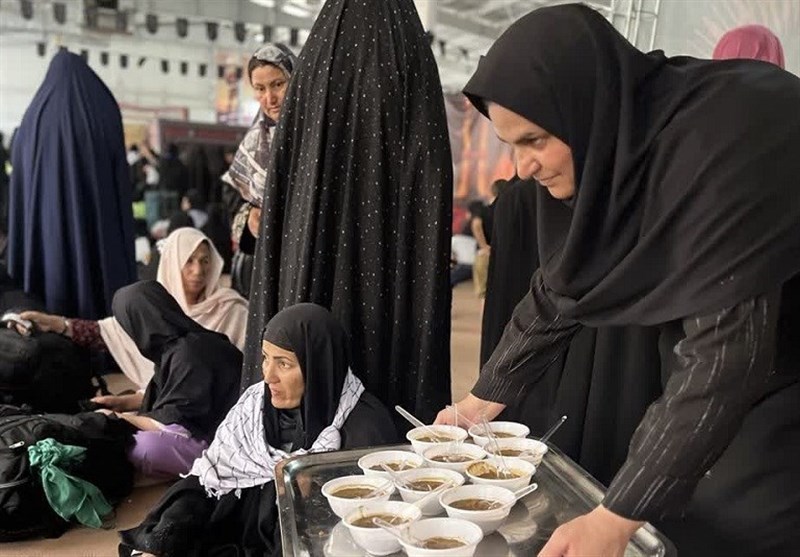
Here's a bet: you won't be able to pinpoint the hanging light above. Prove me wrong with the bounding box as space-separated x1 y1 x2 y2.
20 0 33 20
145 13 158 34
176 18 189 38
198 63 207 77
290 28 299 47
161 60 169 74
234 22 247 43
120 54 128 68
262 24 273 43
36 42 46 57
180 61 188 75
53 2 66 24
100 51 109 66
206 21 218 41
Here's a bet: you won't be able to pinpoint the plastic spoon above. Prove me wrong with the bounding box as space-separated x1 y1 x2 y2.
487 482 539 510
395 405 447 442
409 480 454 510
479 413 511 476
538 415 568 445
380 462 413 489
372 517 422 546
363 480 394 500
447 404 478 430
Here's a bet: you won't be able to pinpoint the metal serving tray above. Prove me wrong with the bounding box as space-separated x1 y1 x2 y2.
276 444 676 556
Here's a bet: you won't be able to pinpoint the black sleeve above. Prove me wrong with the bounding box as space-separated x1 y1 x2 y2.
604 291 780 520
473 269 582 404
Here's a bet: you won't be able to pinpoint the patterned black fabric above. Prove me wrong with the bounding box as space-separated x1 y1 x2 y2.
239 0 453 424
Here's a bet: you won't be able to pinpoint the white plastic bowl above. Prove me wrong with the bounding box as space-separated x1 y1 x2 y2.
483 437 549 465
399 517 484 557
396 468 466 515
422 443 486 473
465 457 535 492
358 450 425 478
321 475 395 519
439 484 516 535
344 500 422 556
468 421 531 447
406 425 468 455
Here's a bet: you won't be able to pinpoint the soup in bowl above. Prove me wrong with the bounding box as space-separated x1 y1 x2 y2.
344 500 422 556
483 437 548 465
439 484 516 535
466 457 535 492
468 421 530 448
422 443 486 473
398 517 484 557
406 425 468 455
358 449 424 478
321 475 395 519
396 467 466 515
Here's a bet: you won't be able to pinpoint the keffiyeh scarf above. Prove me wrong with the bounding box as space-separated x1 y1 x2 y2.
188 369 364 498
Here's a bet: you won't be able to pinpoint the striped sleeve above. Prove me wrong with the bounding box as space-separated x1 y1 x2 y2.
472 269 581 404
604 291 780 520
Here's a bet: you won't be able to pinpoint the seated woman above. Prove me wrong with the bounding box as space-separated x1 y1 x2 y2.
104 280 242 479
14 227 247 389
119 303 397 557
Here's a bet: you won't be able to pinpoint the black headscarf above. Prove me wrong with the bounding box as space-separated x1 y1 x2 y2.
464 4 800 326
240 0 453 424
260 303 351 450
113 280 241 438
8 50 136 319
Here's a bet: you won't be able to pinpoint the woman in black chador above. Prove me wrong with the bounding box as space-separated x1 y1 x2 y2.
118 303 396 557
238 0 453 426
437 5 800 556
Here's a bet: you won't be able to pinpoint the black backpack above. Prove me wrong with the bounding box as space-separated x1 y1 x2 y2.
0 329 104 413
0 406 134 542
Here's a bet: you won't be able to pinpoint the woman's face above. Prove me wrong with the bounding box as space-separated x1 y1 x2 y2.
251 64 289 121
488 103 575 200
181 242 211 302
261 340 305 409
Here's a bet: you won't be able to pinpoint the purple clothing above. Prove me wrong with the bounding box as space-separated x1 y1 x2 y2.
128 424 208 479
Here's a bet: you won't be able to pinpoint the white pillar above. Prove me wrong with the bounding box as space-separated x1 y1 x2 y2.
413 0 437 32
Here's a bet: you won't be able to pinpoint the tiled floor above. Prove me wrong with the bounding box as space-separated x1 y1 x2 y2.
0 282 484 556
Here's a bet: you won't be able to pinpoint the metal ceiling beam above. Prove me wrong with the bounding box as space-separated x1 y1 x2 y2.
132 0 314 29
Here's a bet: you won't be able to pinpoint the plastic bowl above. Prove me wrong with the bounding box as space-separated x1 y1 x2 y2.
406 425 468 455
483 438 548 465
344 500 422 556
468 421 530 448
438 484 516 534
396 468 466 515
321 475 395 519
422 443 486 473
399 517 484 557
465 457 535 492
358 450 425 479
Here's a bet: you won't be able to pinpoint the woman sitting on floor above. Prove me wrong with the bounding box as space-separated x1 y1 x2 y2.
102 280 242 479
119 303 397 557
13 227 247 389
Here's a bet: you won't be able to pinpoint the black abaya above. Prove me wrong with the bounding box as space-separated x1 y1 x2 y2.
482 179 662 485
239 0 453 425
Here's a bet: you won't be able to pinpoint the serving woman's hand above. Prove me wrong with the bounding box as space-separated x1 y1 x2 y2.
433 393 506 427
91 393 144 413
16 310 68 336
538 505 643 557
247 207 262 238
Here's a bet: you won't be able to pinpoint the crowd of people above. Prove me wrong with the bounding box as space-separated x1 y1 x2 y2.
1 0 798 555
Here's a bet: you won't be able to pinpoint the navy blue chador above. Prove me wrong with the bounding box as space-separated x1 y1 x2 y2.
8 50 136 319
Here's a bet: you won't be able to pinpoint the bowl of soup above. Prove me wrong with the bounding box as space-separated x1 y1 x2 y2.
422 443 486 473
406 425 468 455
483 437 548 465
465 457 535 492
468 421 530 448
344 500 422 556
395 467 466 515
358 449 425 478
398 517 484 557
321 475 395 519
439 484 516 535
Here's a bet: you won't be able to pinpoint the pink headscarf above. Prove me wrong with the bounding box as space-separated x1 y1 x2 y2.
713 24 785 69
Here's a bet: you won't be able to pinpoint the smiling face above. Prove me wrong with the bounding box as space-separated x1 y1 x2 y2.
488 102 576 200
251 63 289 122
261 340 305 409
180 242 211 304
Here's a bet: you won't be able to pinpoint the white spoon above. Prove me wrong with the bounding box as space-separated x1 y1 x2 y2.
538 415 567 445
487 482 539 510
396 405 448 442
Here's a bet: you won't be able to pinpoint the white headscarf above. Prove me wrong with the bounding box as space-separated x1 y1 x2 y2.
98 228 248 388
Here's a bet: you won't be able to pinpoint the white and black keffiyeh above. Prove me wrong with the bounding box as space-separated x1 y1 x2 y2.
189 369 364 498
